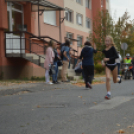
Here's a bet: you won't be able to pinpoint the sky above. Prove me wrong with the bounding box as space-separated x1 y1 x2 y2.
110 0 134 22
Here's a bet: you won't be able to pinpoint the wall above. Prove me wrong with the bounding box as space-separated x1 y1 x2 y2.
0 1 45 79
31 0 65 43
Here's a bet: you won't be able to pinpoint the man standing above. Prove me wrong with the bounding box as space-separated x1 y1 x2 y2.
61 40 71 82
124 53 134 78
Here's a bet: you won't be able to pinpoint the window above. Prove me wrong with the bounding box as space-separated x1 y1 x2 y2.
86 18 91 29
44 11 56 26
77 36 83 46
101 0 103 7
76 0 82 5
76 13 82 25
86 0 90 9
65 9 73 22
66 32 73 45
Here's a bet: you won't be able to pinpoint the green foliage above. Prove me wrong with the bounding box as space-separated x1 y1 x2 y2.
31 76 45 81
94 64 104 74
0 72 4 80
90 10 134 62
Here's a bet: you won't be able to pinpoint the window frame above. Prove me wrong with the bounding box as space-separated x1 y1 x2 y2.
65 8 73 23
44 11 56 26
76 0 83 5
66 32 73 45
77 35 83 47
86 0 91 9
86 18 91 29
76 13 83 26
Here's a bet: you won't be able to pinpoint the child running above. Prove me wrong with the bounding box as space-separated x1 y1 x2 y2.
102 35 121 100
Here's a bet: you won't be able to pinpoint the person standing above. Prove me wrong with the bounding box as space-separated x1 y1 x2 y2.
115 51 122 75
44 40 55 84
76 41 97 89
102 35 121 100
124 53 134 77
61 40 71 82
52 44 61 84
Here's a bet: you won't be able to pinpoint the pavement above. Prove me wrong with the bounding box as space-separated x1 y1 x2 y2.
0 79 134 134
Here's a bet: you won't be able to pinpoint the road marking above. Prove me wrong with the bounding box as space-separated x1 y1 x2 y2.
90 96 134 110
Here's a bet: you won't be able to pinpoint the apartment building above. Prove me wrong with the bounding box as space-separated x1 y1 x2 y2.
64 0 110 55
0 0 110 79
64 0 92 55
0 0 65 79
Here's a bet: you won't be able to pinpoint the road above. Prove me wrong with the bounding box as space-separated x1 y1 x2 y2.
0 80 134 134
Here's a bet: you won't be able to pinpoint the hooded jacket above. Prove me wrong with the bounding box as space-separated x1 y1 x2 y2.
79 45 97 66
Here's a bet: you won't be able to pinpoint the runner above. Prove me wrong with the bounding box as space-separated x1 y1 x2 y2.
102 35 121 100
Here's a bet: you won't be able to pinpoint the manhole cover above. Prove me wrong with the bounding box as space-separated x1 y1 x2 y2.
38 103 69 108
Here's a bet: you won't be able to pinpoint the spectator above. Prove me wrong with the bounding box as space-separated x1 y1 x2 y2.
44 40 55 84
61 39 71 82
52 43 61 84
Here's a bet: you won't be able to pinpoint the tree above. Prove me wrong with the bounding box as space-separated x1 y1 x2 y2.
89 9 114 64
90 10 134 64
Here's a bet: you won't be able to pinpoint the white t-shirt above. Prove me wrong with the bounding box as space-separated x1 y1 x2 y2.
116 54 122 63
74 61 82 70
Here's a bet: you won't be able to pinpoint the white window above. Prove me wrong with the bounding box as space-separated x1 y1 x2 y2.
86 0 90 9
77 36 83 46
76 13 82 25
101 0 103 7
44 11 56 26
66 32 73 45
86 18 91 29
65 9 73 22
76 0 82 5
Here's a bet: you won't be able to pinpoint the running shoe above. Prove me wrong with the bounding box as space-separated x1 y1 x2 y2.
87 82 92 89
105 94 111 100
118 76 122 84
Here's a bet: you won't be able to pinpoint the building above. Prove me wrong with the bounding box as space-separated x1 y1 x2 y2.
0 0 65 79
0 0 110 79
64 0 109 55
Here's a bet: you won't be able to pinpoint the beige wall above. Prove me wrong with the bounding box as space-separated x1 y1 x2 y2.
31 0 66 43
64 0 91 33
106 0 111 13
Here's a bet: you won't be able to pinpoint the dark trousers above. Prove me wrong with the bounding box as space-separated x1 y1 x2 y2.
83 65 94 85
52 62 58 82
117 63 120 75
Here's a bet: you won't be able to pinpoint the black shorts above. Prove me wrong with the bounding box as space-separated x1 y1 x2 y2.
106 63 117 71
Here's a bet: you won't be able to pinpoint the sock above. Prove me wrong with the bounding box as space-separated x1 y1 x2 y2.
107 91 111 95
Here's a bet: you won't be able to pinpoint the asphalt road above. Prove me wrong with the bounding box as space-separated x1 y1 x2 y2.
0 80 134 134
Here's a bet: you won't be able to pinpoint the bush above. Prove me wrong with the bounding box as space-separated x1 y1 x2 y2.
94 64 105 74
31 76 45 81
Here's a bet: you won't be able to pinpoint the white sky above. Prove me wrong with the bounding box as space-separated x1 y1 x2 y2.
110 0 134 21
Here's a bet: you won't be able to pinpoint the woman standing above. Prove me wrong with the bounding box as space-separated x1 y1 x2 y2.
44 40 55 84
77 41 97 89
102 35 121 100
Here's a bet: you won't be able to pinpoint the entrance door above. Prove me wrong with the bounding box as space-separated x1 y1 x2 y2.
6 2 25 54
